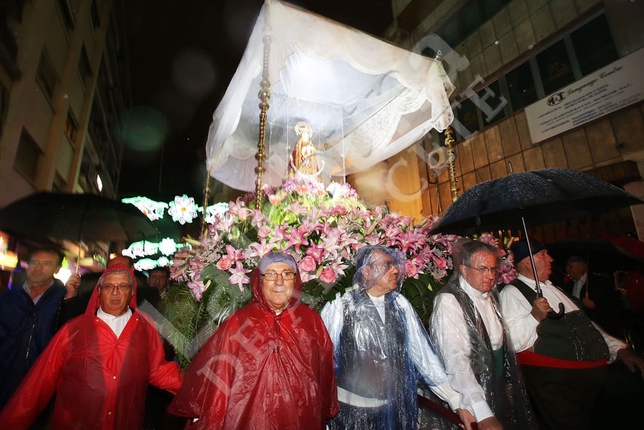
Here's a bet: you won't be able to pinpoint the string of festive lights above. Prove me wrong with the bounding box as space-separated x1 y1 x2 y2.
122 196 229 224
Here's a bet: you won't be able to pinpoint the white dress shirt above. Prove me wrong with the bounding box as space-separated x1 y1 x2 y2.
97 307 132 338
499 274 626 361
430 277 504 422
321 290 461 411
572 273 587 299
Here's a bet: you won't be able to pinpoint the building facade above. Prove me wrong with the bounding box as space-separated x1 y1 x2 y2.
351 0 644 241
0 0 130 277
0 0 129 207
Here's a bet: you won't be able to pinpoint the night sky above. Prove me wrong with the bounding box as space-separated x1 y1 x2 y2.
118 0 393 204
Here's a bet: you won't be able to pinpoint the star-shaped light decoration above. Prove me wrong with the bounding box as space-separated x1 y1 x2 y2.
122 241 146 258
168 195 199 225
134 258 157 271
157 256 171 267
203 202 229 224
122 196 169 221
159 238 178 256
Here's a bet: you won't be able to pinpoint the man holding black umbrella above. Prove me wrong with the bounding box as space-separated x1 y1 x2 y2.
500 238 644 430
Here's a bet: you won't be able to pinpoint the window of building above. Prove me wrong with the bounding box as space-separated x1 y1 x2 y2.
14 130 42 181
79 45 92 81
571 14 618 76
460 2 483 41
90 0 101 28
56 0 75 29
454 97 480 140
537 40 575 96
506 61 537 111
445 12 619 144
65 110 78 143
36 52 58 101
479 80 507 126
437 0 512 49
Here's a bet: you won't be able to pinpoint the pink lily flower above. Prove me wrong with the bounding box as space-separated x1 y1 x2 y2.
229 262 251 291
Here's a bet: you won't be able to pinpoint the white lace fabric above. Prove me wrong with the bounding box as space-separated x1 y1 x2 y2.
206 0 455 191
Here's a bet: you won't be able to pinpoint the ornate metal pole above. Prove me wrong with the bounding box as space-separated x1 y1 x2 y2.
201 170 211 239
434 50 459 202
445 126 459 201
254 6 272 210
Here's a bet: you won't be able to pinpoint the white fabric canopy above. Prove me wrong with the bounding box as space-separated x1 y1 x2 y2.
206 0 455 191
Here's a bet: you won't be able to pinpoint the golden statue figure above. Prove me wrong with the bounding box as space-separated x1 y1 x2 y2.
289 122 323 179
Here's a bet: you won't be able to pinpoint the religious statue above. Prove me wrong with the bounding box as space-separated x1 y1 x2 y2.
289 122 322 179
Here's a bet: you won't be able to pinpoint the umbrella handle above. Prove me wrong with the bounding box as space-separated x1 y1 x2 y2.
547 303 565 319
518 218 565 319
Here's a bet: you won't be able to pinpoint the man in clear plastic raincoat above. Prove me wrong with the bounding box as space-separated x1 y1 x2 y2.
321 245 464 430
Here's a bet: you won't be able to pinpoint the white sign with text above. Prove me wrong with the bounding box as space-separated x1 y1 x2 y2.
525 48 644 143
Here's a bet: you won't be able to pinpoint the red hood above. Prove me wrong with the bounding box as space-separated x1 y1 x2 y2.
250 266 302 312
85 264 138 316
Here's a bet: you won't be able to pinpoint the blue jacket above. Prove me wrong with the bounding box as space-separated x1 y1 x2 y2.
0 279 66 408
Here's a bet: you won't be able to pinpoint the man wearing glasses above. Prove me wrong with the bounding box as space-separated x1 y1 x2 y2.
0 264 183 429
168 252 338 429
430 239 535 430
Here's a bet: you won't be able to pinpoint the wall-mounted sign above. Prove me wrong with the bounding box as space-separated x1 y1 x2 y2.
525 48 644 143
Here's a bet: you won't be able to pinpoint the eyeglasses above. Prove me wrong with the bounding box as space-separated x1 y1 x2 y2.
100 284 132 293
261 271 296 281
463 265 500 276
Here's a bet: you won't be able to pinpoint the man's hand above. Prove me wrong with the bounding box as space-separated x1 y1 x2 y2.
456 408 475 430
531 297 553 322
478 416 503 430
582 298 596 309
617 348 644 378
64 273 81 299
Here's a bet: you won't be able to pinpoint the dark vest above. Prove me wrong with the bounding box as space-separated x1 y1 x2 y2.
436 279 536 429
511 280 609 361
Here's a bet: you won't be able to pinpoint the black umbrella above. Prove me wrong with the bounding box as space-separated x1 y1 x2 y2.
547 238 644 274
430 168 643 236
430 168 644 317
0 192 158 244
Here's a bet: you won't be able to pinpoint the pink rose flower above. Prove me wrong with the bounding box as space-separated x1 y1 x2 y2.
405 260 419 278
319 267 337 283
299 256 317 273
434 256 447 269
217 256 233 271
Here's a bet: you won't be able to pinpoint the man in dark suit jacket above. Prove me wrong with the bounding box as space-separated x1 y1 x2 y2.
565 255 624 338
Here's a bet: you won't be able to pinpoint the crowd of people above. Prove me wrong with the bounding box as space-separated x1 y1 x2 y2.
0 239 643 430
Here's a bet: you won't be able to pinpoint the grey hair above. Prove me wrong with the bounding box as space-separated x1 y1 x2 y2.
452 238 500 276
98 269 135 287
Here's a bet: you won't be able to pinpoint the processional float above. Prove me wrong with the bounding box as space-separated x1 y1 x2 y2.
202 0 457 234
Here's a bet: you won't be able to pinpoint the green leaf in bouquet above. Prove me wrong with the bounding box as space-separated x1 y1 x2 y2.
201 265 252 325
401 273 440 323
157 283 203 368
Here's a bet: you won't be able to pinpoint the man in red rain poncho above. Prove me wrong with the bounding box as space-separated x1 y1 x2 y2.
167 252 339 429
0 264 183 429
